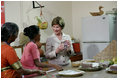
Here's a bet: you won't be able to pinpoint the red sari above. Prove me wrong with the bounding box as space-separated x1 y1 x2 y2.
1 43 22 78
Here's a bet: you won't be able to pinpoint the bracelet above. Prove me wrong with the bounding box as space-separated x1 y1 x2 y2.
11 61 22 70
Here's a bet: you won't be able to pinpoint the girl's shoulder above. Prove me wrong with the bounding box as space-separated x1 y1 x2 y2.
26 42 37 47
2 44 14 51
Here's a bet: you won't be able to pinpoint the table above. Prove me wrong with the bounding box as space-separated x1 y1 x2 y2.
33 65 117 78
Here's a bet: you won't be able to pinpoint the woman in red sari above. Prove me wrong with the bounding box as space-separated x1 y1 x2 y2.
1 22 45 78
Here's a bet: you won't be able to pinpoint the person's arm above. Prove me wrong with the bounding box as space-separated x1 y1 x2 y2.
8 46 46 76
66 35 75 56
55 43 64 54
38 49 44 57
30 42 62 70
35 42 45 57
16 67 45 75
45 38 57 59
36 42 42 49
11 61 46 75
34 59 63 71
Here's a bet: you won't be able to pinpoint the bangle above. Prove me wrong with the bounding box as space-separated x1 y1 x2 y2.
30 70 33 74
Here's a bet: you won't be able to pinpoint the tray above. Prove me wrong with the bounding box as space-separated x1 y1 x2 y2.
78 66 103 71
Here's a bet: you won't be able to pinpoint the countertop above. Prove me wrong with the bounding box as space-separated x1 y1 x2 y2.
33 64 117 78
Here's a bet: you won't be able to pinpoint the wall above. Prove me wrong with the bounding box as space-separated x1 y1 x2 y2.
5 1 23 46
11 1 72 42
4 1 72 58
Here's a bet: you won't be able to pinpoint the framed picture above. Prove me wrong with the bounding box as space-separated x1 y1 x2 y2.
32 1 44 8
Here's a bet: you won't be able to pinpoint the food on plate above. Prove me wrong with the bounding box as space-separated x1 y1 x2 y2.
78 62 103 71
106 64 117 74
110 64 117 71
71 61 82 67
99 57 117 67
99 61 110 68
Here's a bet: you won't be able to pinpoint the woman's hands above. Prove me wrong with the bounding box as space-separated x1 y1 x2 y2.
56 43 64 53
56 40 71 54
50 64 63 71
37 70 46 75
65 40 71 48
17 67 46 76
65 40 71 51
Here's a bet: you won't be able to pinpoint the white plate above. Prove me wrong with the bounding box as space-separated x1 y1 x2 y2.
58 70 85 77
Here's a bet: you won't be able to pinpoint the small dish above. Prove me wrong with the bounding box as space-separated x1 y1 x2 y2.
106 64 117 74
106 68 117 74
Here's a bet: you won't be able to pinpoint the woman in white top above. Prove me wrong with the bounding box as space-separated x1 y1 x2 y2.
45 16 74 66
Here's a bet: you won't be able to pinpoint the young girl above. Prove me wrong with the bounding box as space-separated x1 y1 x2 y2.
20 25 62 78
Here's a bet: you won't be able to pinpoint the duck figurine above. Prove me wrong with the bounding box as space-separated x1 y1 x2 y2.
90 6 104 16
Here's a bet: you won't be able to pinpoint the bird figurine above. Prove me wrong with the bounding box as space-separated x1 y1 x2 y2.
90 6 104 16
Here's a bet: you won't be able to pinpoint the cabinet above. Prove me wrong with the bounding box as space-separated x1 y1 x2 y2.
70 54 83 62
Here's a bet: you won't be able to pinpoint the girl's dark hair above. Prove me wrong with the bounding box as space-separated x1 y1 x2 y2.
1 22 19 42
51 16 65 29
24 25 39 40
